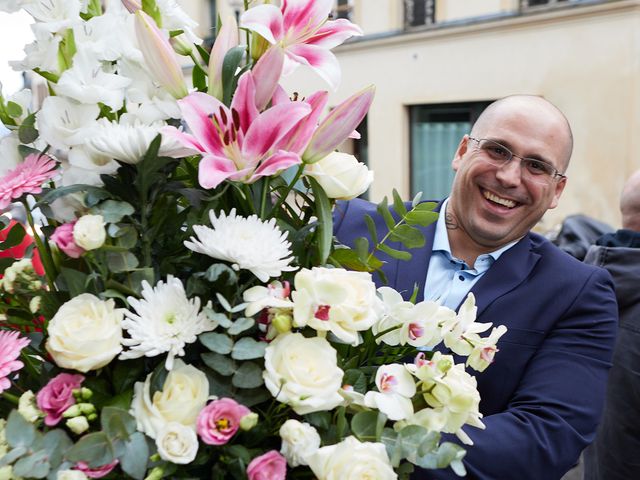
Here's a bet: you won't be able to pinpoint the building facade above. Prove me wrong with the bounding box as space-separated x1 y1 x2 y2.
183 0 640 230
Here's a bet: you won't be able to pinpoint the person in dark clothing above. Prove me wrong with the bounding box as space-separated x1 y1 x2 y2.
583 169 640 480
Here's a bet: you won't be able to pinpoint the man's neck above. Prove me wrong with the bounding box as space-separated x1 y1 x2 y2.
443 209 488 266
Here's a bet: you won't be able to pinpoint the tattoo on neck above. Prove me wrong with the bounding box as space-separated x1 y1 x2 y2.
445 212 459 230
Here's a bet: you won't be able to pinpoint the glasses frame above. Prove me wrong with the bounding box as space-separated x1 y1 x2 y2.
467 136 567 183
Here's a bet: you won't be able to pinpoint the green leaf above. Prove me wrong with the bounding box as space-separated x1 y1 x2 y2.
6 101 23 118
404 209 438 227
101 407 136 442
105 251 139 272
354 236 369 264
378 243 412 261
389 225 425 249
197 263 238 285
36 184 107 207
13 450 49 478
330 247 368 271
228 317 255 335
103 390 134 411
308 176 333 265
18 112 38 144
0 222 26 250
232 362 263 389
119 432 149 480
195 43 210 65
351 411 381 442
149 362 169 399
392 189 407 216
231 337 266 360
33 67 59 83
380 427 402 467
304 411 331 430
221 45 246 106
201 352 235 376
376 197 396 231
39 429 72 469
192 61 207 92
65 432 115 468
342 369 368 394
335 406 349 439
112 360 146 393
200 332 234 354
109 225 138 249
91 200 135 223
0 446 27 466
142 0 162 25
6 410 36 448
58 267 88 297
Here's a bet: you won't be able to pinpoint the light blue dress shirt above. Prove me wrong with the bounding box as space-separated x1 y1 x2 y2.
423 198 518 310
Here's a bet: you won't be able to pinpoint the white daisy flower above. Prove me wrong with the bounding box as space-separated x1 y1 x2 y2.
120 275 217 370
184 209 296 282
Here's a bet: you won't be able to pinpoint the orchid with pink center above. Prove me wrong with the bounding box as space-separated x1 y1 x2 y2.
364 364 416 421
241 0 363 89
162 75 311 189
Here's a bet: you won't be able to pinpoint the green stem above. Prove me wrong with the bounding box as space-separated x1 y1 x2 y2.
139 189 152 269
22 200 56 291
270 164 304 218
259 177 270 219
366 216 407 265
2 392 19 405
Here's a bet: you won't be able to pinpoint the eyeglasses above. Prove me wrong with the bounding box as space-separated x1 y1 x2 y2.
468 137 566 185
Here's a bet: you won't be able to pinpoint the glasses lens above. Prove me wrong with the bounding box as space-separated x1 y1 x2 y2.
478 140 511 165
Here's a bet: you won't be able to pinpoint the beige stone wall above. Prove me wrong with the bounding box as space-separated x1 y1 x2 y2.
276 0 640 230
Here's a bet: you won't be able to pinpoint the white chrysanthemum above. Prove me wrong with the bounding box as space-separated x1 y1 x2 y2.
120 275 217 370
184 209 296 282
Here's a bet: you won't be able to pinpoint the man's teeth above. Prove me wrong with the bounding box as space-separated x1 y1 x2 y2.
483 190 516 208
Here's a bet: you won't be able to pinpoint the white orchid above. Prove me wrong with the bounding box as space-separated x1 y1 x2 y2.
442 293 493 356
364 364 416 421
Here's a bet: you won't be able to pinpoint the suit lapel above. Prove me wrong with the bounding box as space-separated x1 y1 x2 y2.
468 233 541 318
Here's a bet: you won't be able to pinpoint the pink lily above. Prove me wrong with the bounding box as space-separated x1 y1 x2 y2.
134 10 188 99
121 0 141 13
240 0 363 89
303 85 375 163
207 15 239 100
162 76 311 190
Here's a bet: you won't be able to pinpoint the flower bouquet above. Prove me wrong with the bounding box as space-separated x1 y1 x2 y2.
0 1 507 479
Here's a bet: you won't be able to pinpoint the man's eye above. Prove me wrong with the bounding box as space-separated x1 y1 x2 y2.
486 145 509 159
525 159 552 175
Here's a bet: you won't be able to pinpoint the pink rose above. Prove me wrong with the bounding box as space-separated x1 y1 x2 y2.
51 222 85 258
75 460 119 478
36 372 84 426
247 450 287 480
196 397 250 445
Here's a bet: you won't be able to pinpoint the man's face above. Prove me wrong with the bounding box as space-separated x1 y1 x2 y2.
448 103 568 252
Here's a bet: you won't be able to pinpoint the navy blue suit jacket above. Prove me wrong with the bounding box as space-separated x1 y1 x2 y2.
334 199 618 480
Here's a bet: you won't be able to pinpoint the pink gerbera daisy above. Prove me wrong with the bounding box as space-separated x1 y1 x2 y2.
0 153 57 209
0 330 31 393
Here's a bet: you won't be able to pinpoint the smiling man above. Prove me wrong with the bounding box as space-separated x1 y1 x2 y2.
334 95 618 479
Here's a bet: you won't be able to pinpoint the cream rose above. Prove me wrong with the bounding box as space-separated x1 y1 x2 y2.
156 422 199 464
308 436 397 480
292 267 382 345
279 419 321 467
263 333 343 415
130 359 209 438
46 294 123 372
73 214 106 250
304 152 373 200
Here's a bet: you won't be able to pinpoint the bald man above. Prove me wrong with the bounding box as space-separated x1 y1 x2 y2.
583 170 640 480
335 95 617 479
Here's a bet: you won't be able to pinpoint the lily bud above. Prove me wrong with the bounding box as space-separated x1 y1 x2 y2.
171 34 193 56
121 0 141 13
207 15 239 100
135 10 188 99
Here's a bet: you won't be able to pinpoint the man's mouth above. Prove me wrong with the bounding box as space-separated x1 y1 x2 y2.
482 189 518 209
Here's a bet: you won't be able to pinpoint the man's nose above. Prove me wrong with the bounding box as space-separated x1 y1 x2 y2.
495 157 522 187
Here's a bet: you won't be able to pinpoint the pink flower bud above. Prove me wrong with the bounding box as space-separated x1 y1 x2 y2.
51 222 85 258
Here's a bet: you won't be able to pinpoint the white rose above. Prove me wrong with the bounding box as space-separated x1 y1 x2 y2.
73 214 106 250
292 267 383 346
130 359 209 438
155 422 199 464
279 419 321 467
308 436 397 480
263 333 343 415
304 152 373 200
46 294 123 372
57 470 88 480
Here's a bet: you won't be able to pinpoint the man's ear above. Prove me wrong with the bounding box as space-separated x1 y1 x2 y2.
452 135 470 172
548 176 567 209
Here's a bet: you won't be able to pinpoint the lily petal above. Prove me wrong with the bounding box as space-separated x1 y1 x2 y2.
276 90 328 154
286 44 341 90
231 72 259 134
252 150 301 180
306 19 363 49
242 102 311 163
160 125 205 155
271 85 291 106
177 92 226 154
198 154 240 189
303 85 375 163
281 0 332 39
251 46 285 111
240 4 283 45
208 15 239 100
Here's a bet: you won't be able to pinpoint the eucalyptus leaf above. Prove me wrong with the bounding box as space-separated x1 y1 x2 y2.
40 429 72 467
232 362 263 389
354 236 370 264
58 267 88 297
201 352 235 376
119 432 149 480
200 332 234 354
0 446 27 466
91 200 134 223
101 407 136 442
378 243 412 261
351 410 379 442
228 317 255 335
36 184 107 207
198 263 238 284
389 225 425 249
13 449 50 478
105 251 139 272
392 188 408 216
404 209 438 227
376 197 396 231
364 214 379 244
203 307 232 328
64 432 115 468
6 410 36 448
231 337 266 360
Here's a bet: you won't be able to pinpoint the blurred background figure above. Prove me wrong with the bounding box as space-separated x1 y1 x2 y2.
582 169 640 480
551 214 614 261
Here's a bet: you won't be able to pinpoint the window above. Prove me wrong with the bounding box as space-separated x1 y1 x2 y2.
410 102 491 199
334 0 352 20
404 0 435 28
521 0 569 8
